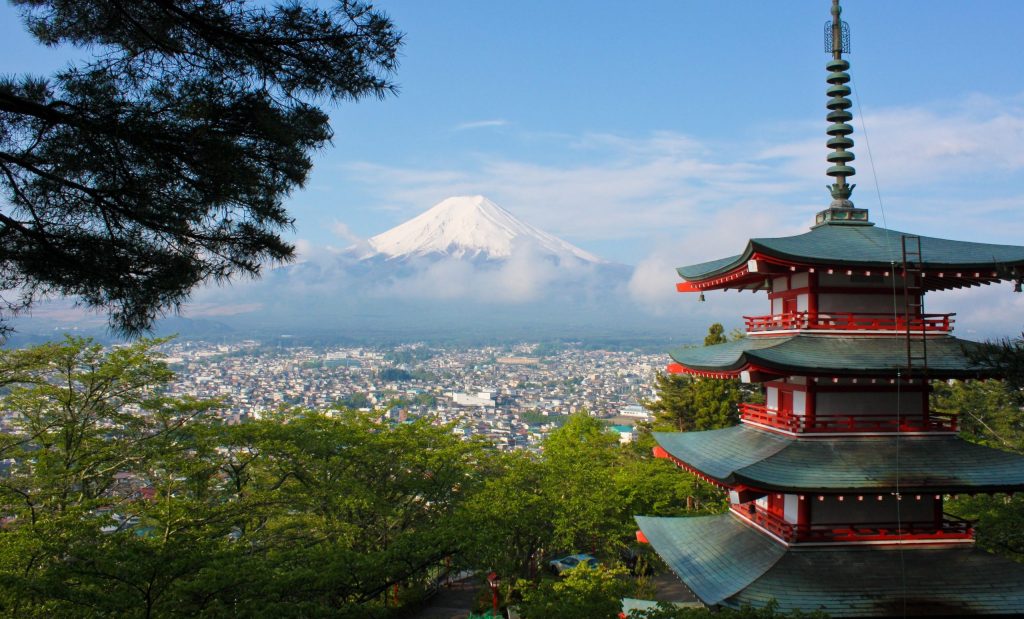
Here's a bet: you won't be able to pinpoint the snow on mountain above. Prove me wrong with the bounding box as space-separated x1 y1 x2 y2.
361 195 604 263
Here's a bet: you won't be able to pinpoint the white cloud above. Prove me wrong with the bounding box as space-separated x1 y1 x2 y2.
454 119 508 131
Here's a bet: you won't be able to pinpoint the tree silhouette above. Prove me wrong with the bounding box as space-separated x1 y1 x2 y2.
0 0 401 334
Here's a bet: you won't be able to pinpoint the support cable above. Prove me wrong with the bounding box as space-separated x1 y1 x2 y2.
851 71 908 619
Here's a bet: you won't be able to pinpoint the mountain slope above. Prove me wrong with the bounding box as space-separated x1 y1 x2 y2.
362 195 604 263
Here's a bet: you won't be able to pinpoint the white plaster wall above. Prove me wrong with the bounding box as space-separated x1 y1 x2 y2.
792 391 806 415
784 494 799 523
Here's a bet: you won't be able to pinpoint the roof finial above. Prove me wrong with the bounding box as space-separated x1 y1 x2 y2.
825 0 855 208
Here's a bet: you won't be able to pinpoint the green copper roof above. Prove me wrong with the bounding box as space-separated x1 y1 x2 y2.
677 224 1024 281
637 514 1024 616
668 334 992 378
634 515 785 605
653 425 1024 492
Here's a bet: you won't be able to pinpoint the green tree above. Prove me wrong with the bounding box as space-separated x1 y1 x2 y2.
933 375 1024 565
644 324 744 432
0 336 229 617
630 600 827 618
931 378 1024 452
462 452 552 579
0 1 401 334
704 323 728 346
518 564 632 619
644 372 742 432
541 414 625 556
0 337 488 617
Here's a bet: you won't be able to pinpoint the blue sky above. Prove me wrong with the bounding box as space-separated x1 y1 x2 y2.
3 1 1024 336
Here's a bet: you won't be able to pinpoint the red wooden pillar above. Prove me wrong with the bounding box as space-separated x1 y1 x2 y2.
798 494 811 540
805 380 817 430
807 271 819 326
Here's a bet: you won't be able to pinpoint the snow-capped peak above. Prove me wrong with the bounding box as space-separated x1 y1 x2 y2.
363 195 604 263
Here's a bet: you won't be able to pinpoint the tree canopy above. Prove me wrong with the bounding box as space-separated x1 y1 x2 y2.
644 324 749 432
0 0 401 335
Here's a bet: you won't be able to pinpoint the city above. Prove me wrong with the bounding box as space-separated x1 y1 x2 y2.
160 340 665 450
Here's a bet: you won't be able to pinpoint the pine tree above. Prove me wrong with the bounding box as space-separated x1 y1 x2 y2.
0 1 401 334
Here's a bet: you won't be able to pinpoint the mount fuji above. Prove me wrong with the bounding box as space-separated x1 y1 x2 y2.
357 195 605 265
11 195 717 343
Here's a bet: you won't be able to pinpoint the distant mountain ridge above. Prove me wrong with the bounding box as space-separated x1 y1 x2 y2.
358 195 604 264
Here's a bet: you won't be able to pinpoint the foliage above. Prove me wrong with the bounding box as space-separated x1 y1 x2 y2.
931 378 1024 452
517 564 632 619
947 493 1024 563
0 1 401 334
542 415 628 555
933 345 1024 565
462 414 725 582
644 324 749 432
969 336 1024 393
629 600 828 618
645 372 742 432
0 337 485 617
703 323 728 346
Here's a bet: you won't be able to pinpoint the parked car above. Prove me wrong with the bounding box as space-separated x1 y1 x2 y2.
548 553 598 575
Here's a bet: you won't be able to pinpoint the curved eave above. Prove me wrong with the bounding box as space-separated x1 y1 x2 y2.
676 225 1024 292
667 334 997 380
653 425 1024 493
638 513 1024 617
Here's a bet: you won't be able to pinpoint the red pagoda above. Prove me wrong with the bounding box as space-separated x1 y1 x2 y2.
636 2 1024 616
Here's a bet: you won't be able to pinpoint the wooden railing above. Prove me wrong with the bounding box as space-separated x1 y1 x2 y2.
739 402 957 434
743 311 954 333
732 504 973 543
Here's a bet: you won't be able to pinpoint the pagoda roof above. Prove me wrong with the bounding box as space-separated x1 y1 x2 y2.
677 223 1024 287
653 425 1024 492
636 514 1024 616
668 334 992 379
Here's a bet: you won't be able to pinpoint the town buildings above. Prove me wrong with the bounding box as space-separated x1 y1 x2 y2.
158 340 659 450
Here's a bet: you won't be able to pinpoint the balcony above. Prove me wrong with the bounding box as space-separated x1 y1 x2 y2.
743 311 954 333
732 503 974 544
739 402 958 434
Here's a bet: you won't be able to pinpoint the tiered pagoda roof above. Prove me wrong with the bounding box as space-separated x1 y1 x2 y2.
667 334 992 379
653 426 1024 493
677 224 1024 293
637 515 1024 617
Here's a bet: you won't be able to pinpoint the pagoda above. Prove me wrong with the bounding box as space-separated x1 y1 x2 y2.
636 2 1024 616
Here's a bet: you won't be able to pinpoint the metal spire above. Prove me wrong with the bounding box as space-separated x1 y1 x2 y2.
825 0 855 207
815 0 871 227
